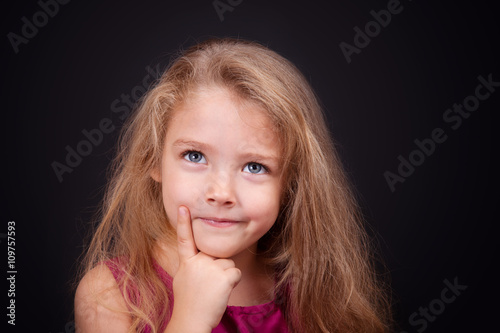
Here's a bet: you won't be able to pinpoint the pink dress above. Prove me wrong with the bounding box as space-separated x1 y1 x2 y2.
105 258 290 332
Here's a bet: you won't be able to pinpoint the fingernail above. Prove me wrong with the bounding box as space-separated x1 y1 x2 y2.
179 206 187 216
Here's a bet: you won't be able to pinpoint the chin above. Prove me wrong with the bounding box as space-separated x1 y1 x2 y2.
196 242 240 259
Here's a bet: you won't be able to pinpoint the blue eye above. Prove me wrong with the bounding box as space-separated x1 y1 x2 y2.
244 162 266 174
184 151 206 163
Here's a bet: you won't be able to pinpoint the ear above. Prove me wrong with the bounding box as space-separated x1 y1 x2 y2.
150 166 162 182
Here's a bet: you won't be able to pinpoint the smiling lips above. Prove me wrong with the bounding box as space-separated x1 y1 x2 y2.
199 217 241 228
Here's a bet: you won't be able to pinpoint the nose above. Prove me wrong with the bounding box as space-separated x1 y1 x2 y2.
204 171 236 208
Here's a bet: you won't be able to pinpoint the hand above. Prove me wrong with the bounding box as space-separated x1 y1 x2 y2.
169 206 241 331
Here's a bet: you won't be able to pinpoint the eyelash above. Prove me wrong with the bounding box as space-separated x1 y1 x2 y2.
181 150 205 163
180 150 270 173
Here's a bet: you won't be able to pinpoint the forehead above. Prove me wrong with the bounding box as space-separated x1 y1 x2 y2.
166 88 279 150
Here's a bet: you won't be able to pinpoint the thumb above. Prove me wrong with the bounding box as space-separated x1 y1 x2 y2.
176 206 198 261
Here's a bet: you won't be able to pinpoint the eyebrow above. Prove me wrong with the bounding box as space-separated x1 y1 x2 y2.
172 139 279 164
172 139 212 152
237 152 279 165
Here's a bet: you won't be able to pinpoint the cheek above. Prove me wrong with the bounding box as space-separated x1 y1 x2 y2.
244 183 281 227
161 171 205 227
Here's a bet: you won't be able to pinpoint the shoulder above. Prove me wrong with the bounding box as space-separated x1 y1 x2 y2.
74 263 131 332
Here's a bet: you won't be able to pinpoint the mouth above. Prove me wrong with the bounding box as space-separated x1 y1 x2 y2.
199 217 241 228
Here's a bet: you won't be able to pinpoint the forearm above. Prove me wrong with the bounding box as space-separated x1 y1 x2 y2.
163 310 213 333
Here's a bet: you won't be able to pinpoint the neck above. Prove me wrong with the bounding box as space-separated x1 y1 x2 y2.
154 240 275 306
227 246 275 306
229 243 261 275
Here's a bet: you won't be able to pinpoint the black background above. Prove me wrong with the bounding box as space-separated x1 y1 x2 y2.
2 0 498 332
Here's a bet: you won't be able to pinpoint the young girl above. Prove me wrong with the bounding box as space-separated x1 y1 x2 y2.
75 37 392 332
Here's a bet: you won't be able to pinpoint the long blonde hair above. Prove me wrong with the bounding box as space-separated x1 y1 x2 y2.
79 37 392 332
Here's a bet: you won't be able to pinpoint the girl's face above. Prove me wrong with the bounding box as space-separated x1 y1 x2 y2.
154 87 282 259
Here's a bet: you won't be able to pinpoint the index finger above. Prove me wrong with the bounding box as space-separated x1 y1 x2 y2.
176 206 198 261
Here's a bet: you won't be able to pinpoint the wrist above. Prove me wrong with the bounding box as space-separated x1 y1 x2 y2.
165 309 213 333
